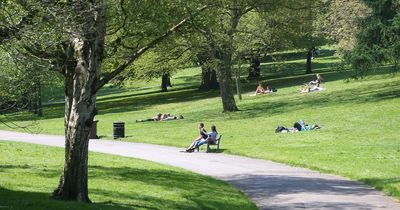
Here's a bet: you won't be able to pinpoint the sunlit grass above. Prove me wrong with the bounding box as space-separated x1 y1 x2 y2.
0 141 256 210
1 56 399 200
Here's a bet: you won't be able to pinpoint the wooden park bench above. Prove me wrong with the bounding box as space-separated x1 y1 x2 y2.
197 135 222 153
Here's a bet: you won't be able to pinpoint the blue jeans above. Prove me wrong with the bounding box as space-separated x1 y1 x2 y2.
195 138 208 148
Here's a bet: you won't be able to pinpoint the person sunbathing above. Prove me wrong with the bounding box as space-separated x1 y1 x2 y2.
276 120 320 133
255 82 265 95
308 74 324 85
136 113 162 122
162 114 184 121
300 83 324 93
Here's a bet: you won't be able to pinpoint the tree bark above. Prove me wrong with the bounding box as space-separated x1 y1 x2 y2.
161 72 170 92
247 57 261 80
235 61 243 101
215 0 240 112
217 49 238 112
306 49 313 74
52 1 105 202
199 65 219 91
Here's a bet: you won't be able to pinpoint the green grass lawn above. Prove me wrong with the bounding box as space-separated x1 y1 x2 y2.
1 55 399 201
0 141 256 210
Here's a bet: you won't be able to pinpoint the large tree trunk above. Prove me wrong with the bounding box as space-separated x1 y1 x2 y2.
199 65 219 91
52 2 105 202
217 50 238 112
161 72 171 92
247 57 261 80
306 49 313 74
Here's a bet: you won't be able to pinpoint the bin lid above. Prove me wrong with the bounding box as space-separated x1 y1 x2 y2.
113 121 125 124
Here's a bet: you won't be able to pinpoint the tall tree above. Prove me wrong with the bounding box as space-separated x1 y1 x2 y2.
0 0 208 202
350 0 400 77
316 0 371 57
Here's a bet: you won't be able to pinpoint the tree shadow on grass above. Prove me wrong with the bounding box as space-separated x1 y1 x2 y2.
87 165 255 210
182 77 400 122
5 65 398 123
0 165 255 210
0 186 140 210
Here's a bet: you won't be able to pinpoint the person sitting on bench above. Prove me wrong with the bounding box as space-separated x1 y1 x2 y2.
186 123 208 152
195 125 218 149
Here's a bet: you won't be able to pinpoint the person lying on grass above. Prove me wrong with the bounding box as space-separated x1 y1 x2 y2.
136 113 162 122
136 113 183 122
185 123 208 153
161 113 184 121
275 120 321 133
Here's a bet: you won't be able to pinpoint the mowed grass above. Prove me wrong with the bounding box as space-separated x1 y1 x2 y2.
1 54 400 200
0 141 256 210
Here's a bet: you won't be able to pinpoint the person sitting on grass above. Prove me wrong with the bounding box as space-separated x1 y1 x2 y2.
265 84 276 93
186 123 208 152
252 82 277 96
136 113 162 122
308 73 324 86
300 83 324 93
255 81 265 95
194 125 218 149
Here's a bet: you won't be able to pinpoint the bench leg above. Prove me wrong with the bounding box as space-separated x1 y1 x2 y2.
206 144 210 153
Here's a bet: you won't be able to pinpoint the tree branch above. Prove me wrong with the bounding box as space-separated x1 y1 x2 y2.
95 4 209 91
0 2 37 45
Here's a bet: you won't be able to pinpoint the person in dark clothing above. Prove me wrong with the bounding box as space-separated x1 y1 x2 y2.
136 113 162 122
186 123 207 152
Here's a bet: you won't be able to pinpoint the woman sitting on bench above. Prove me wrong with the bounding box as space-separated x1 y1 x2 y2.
195 125 218 149
185 123 208 152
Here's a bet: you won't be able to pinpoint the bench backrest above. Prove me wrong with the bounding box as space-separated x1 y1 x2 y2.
216 135 222 144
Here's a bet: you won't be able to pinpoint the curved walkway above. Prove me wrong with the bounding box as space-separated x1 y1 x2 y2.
0 130 399 210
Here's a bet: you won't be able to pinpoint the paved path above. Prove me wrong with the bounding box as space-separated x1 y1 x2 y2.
0 130 399 210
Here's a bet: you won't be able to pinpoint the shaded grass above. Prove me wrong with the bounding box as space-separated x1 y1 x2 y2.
0 141 256 210
1 56 399 201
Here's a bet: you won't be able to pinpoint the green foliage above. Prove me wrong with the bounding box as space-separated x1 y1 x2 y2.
316 0 371 57
0 141 256 210
350 0 400 77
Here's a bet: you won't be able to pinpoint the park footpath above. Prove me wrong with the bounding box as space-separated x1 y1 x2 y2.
0 130 399 210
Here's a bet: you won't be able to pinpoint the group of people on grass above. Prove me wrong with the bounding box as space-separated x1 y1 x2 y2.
254 82 277 95
136 113 184 122
138 74 325 153
253 73 325 95
185 123 218 153
300 74 324 93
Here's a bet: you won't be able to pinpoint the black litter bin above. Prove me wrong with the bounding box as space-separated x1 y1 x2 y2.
113 121 125 139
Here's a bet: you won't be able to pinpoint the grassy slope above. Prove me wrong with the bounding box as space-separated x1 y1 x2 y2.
1 53 399 200
0 141 256 210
